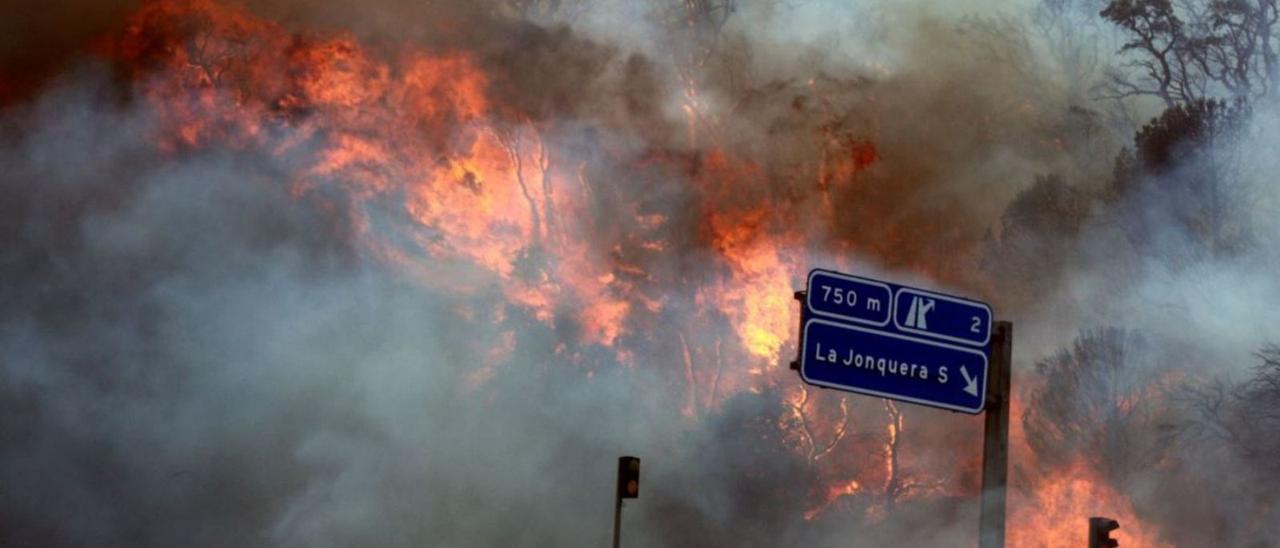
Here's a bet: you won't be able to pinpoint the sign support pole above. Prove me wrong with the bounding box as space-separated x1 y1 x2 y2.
611 495 622 548
979 321 1013 548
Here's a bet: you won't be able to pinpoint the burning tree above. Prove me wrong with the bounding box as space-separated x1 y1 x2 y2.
1022 327 1180 486
1005 328 1184 547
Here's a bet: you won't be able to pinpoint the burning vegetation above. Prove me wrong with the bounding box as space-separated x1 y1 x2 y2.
2 0 1280 546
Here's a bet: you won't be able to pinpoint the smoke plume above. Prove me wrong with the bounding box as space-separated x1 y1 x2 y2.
2 0 1279 546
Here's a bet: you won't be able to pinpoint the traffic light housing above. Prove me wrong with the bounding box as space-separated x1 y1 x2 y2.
617 456 640 499
1089 516 1120 548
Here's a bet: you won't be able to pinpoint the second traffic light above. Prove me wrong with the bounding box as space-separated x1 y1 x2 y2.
617 456 640 499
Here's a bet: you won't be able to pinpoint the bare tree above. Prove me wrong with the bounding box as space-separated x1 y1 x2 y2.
1099 0 1280 106
1232 345 1280 478
786 385 854 464
1185 345 1280 481
879 401 942 512
1184 0 1280 99
1034 0 1113 99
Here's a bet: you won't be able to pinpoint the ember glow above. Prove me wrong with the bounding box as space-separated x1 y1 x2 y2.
4 0 1280 546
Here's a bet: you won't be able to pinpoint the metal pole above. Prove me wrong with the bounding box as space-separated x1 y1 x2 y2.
611 495 622 548
979 321 1013 548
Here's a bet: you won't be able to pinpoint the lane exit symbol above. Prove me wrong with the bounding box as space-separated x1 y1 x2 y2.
903 296 935 329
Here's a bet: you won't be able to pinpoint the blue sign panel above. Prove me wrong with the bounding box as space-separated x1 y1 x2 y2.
798 269 993 414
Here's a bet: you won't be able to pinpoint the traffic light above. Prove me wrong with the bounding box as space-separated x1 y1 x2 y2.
1089 516 1120 548
617 456 640 499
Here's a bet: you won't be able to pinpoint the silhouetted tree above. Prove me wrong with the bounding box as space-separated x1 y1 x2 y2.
1100 0 1280 106
1174 345 1280 543
982 173 1093 306
1233 345 1280 476
1185 345 1280 482
1107 97 1253 259
1022 328 1179 484
1132 97 1250 171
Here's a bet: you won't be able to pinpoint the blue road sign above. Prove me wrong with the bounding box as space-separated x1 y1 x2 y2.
798 269 993 414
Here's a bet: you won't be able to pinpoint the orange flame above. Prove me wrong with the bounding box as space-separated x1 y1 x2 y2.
1006 460 1170 547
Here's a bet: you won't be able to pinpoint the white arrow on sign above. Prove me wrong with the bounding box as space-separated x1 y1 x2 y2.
960 366 979 397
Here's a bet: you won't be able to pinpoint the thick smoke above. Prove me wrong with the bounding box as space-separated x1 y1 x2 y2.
980 10 1280 542
0 71 975 547
3 0 1280 546
0 68 705 547
1041 97 1280 545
